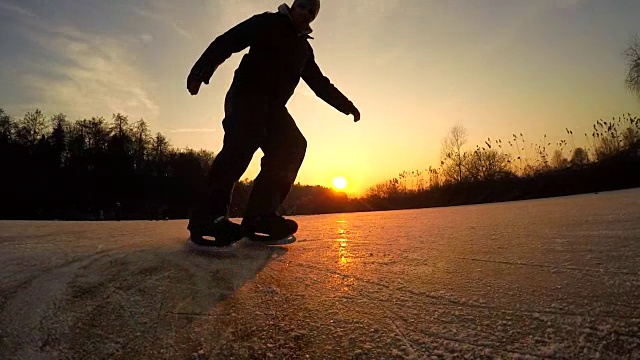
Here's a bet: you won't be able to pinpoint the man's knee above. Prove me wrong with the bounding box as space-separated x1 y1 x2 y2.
293 135 307 159
275 129 307 164
211 144 257 182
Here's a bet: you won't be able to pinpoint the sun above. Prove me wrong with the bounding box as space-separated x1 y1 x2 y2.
332 176 348 190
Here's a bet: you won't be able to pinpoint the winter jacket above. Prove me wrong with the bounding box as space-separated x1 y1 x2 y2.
189 8 355 114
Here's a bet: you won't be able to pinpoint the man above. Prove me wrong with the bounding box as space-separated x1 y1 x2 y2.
187 0 360 245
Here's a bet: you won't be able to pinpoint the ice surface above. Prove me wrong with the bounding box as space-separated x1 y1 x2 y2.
1 189 639 359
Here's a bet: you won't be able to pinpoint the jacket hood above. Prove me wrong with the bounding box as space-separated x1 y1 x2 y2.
278 3 313 36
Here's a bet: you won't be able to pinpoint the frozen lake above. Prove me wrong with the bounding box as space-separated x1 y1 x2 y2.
1 188 639 359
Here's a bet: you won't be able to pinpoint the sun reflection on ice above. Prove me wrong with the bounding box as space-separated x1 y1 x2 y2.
338 243 350 267
331 216 363 294
335 218 352 268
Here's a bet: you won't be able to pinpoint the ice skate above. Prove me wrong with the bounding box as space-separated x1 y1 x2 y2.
188 216 245 247
241 215 298 245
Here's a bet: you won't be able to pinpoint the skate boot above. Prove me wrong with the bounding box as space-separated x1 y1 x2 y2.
188 216 244 247
241 214 298 245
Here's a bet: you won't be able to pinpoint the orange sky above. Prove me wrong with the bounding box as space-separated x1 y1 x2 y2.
1 0 639 195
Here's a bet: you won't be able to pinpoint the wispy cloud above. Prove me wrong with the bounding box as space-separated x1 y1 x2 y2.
3 2 158 121
133 3 192 39
0 0 36 18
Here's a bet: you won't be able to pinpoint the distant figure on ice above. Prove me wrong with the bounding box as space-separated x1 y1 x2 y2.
186 0 360 246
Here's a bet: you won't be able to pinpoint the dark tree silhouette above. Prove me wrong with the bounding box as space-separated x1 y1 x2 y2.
570 147 589 165
0 109 213 219
625 35 640 101
440 125 468 183
16 109 47 147
0 107 638 220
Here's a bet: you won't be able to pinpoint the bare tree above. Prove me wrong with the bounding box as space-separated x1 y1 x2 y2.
49 113 68 167
440 125 468 183
466 147 512 181
622 126 639 148
151 133 171 162
551 149 569 169
0 108 14 140
84 117 110 150
625 35 640 101
111 113 131 139
365 178 402 199
16 109 48 146
132 118 151 169
570 147 589 166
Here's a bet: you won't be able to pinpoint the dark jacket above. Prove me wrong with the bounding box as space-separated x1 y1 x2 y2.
189 10 355 114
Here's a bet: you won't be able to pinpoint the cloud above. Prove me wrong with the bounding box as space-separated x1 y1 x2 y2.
139 33 154 44
0 0 36 18
3 3 158 121
133 6 192 39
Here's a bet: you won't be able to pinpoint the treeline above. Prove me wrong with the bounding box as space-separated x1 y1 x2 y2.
363 35 640 210
364 114 640 210
0 108 215 219
1 107 639 220
0 108 366 220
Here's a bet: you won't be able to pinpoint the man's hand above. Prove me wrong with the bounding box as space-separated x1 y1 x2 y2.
187 77 202 95
349 106 361 122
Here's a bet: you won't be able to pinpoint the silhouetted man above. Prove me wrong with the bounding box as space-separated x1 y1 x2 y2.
187 0 360 245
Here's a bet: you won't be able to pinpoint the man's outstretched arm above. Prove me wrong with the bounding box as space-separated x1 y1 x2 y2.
301 52 360 122
188 13 269 95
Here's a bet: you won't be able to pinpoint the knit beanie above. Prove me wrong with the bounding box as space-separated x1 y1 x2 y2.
292 0 320 20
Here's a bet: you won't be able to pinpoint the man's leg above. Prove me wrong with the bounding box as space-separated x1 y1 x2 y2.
188 92 265 230
243 107 307 219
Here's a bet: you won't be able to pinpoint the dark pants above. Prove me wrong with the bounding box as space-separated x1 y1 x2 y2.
189 88 307 228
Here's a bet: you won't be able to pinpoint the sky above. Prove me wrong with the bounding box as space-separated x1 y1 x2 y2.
1 0 639 195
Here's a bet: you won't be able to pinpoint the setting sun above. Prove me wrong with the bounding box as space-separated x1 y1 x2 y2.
332 176 348 190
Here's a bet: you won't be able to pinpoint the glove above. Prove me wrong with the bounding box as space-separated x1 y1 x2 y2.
187 73 203 95
348 104 360 122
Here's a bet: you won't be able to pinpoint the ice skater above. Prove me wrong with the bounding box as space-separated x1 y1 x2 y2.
186 0 360 246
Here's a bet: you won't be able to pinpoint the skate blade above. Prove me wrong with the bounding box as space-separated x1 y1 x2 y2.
242 234 297 246
187 236 238 251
